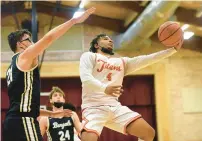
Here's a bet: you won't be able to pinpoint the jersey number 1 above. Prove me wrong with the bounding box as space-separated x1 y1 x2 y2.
58 130 70 141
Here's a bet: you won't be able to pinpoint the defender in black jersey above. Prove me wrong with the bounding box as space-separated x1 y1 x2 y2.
39 87 81 141
3 7 95 141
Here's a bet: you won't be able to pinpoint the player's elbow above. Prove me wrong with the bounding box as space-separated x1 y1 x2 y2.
81 79 93 85
80 74 92 83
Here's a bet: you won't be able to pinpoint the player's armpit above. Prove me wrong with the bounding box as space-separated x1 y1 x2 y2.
72 112 82 133
39 116 48 137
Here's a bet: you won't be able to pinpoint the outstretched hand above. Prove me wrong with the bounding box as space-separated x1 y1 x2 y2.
73 7 96 24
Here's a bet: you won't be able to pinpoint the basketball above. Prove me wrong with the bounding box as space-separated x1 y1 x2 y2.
158 21 183 47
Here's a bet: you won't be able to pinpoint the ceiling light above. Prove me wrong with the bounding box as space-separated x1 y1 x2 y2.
79 0 86 8
181 24 189 31
183 31 194 40
73 11 84 18
196 8 202 18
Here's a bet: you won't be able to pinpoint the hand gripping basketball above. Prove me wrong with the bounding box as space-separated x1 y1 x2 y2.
158 21 184 50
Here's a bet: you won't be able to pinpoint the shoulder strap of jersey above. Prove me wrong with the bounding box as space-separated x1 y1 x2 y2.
12 52 21 60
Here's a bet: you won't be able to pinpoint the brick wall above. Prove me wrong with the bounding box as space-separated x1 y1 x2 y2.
167 58 202 141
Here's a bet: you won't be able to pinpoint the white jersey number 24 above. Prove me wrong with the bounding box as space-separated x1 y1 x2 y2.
58 130 70 141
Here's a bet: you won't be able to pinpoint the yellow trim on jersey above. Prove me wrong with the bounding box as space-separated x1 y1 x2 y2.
20 73 27 112
47 130 52 141
22 117 30 141
31 118 39 141
12 52 20 58
20 72 33 112
28 71 33 112
24 72 30 112
25 117 36 141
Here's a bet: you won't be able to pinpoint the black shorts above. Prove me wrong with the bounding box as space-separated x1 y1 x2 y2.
3 116 43 141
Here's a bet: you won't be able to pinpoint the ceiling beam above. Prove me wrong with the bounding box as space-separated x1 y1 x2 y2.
175 7 202 27
36 1 77 12
35 2 124 32
1 1 124 33
100 1 145 13
97 1 145 30
1 1 26 18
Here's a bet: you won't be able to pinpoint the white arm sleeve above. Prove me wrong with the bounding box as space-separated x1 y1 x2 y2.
79 52 107 92
124 47 177 74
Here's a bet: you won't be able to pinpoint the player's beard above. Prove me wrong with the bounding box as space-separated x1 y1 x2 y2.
53 102 64 108
100 47 114 55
